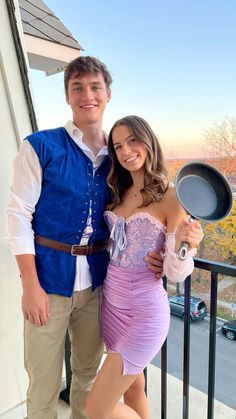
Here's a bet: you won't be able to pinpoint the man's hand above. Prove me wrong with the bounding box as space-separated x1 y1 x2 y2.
144 251 163 276
22 284 50 326
16 254 50 326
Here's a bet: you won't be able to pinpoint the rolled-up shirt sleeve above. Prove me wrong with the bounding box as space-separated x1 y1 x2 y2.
6 140 42 255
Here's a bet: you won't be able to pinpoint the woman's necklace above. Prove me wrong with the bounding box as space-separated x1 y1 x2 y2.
130 186 142 198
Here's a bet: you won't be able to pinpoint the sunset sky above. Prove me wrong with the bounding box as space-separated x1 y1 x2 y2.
30 0 236 158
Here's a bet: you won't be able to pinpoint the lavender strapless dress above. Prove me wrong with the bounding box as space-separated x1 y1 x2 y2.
102 211 171 375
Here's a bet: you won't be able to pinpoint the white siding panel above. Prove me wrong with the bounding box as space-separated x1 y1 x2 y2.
0 0 33 414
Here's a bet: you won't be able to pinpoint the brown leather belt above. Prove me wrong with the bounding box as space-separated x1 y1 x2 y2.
35 235 110 256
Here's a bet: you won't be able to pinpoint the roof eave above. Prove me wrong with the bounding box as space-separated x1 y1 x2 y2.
25 34 83 75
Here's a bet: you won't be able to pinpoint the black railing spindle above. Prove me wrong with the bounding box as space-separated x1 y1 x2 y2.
207 271 218 419
161 276 168 419
182 275 191 419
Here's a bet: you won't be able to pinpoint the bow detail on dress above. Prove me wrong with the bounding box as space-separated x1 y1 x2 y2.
110 217 127 261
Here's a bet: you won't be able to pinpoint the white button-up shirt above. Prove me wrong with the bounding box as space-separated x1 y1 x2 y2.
7 120 108 291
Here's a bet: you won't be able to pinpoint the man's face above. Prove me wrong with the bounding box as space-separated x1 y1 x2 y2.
66 72 111 128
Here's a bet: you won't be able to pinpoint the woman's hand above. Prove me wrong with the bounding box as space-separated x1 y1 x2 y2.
174 219 204 253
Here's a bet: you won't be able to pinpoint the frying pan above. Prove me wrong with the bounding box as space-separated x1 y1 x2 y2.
174 161 233 260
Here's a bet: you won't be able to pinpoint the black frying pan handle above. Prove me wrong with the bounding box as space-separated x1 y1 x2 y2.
176 216 196 261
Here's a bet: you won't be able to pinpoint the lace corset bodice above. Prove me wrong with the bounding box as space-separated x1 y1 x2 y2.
104 211 166 268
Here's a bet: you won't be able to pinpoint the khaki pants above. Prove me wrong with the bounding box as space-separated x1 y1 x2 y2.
24 286 104 419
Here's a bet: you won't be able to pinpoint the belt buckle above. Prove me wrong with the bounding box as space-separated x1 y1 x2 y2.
71 244 81 256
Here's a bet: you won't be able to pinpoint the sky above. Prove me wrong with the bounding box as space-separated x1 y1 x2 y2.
30 0 236 158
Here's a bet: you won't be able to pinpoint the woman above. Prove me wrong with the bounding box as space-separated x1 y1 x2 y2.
85 116 203 419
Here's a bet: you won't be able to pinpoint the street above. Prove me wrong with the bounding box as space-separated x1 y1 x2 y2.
152 315 236 410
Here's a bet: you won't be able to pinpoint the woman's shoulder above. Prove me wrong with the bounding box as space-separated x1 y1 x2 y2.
149 184 178 226
161 184 185 220
162 183 178 204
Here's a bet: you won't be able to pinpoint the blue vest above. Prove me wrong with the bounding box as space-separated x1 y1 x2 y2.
26 127 111 297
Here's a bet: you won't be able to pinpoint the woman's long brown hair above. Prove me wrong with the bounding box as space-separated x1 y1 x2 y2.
107 115 169 210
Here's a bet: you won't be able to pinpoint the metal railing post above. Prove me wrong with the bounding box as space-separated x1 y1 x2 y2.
207 271 218 419
182 275 191 419
161 276 168 419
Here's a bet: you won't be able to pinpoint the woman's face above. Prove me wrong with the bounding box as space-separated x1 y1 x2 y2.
112 125 148 173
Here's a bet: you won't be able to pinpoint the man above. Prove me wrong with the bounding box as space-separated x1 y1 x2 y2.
7 56 163 419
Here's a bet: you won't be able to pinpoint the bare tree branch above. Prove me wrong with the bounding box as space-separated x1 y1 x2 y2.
203 117 236 160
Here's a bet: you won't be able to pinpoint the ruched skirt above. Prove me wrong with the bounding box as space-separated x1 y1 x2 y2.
102 264 170 375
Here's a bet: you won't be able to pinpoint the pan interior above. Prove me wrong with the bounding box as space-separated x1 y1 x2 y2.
178 175 218 219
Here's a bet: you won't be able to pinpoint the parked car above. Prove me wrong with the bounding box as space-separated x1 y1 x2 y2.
221 320 236 340
168 294 207 321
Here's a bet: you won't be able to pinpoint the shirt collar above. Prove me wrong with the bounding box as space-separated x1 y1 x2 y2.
64 120 83 145
64 120 108 160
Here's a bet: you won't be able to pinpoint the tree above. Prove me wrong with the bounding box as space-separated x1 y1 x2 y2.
201 117 236 265
204 117 236 158
203 201 236 264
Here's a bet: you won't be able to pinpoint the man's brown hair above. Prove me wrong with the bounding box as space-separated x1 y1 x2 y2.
64 56 112 95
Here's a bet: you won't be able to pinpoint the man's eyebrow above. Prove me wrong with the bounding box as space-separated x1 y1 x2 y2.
71 81 81 86
90 81 103 85
71 81 102 86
